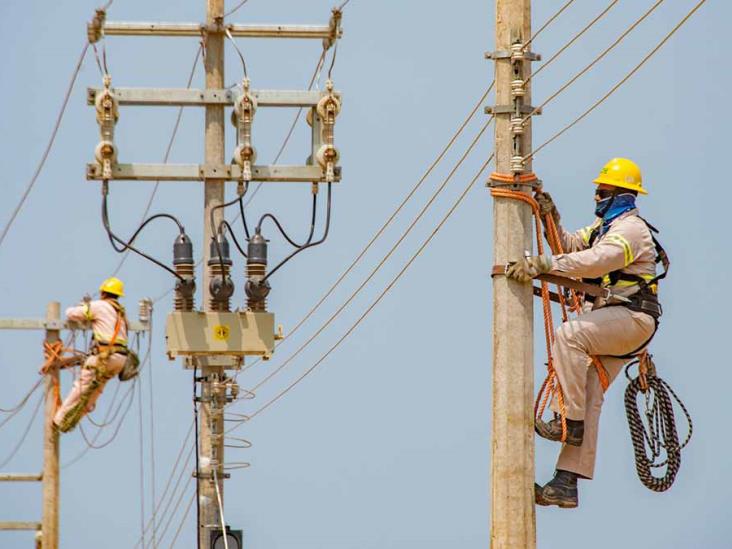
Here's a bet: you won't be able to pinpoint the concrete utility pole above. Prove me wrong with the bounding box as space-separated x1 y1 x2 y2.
200 0 227 546
42 302 61 549
490 0 536 547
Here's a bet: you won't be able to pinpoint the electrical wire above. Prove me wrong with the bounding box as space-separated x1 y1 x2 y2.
256 192 317 249
77 379 137 450
85 378 122 427
167 491 196 549
132 422 195 549
263 184 331 282
244 118 493 395
157 480 195 546
0 388 45 469
137 374 147 549
523 0 667 125
193 367 202 549
224 0 251 18
526 0 708 162
0 378 43 416
113 46 203 277
527 0 620 85
236 84 494 376
242 155 494 421
102 189 185 281
523 0 576 50
0 43 89 250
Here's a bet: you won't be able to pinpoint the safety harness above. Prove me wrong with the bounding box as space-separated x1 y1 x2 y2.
490 177 691 491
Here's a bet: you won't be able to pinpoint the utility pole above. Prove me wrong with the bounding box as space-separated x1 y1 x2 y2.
200 0 227 546
42 301 61 549
85 4 342 546
489 0 537 547
0 304 150 547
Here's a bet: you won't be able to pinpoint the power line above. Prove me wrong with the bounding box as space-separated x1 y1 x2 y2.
0 43 89 250
244 154 494 421
0 388 45 469
523 0 576 50
224 0 251 19
236 84 494 377
527 0 620 84
166 490 196 549
526 0 708 162
524 0 667 124
243 116 493 398
112 47 202 276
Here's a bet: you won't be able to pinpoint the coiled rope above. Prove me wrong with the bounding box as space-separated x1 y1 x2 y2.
624 356 692 492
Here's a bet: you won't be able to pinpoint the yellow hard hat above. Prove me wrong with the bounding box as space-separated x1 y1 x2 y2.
99 277 125 297
592 158 647 195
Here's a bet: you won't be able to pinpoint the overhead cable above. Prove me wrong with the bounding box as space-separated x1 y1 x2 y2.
244 154 494 421
237 84 495 378
526 0 708 162
523 0 576 50
524 0 667 125
0 389 45 469
0 43 89 250
113 47 203 276
224 0 252 18
527 0 620 85
245 117 493 395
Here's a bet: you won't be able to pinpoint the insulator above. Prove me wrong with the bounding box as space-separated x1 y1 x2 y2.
316 80 341 183
173 233 196 312
94 82 119 180
510 42 525 63
246 232 269 312
208 234 234 312
138 298 152 324
511 79 526 97
510 116 525 136
511 155 525 173
232 80 257 183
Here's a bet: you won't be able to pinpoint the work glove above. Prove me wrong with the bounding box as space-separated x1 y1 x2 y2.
505 254 554 283
535 191 561 226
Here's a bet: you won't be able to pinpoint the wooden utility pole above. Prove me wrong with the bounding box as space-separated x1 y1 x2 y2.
490 0 536 547
200 1 227 547
42 302 61 549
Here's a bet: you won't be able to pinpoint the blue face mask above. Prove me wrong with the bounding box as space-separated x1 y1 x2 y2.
595 192 637 232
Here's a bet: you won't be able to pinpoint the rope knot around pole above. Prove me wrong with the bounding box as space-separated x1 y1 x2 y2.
87 9 106 44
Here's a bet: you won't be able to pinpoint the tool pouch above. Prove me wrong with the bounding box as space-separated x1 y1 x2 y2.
118 350 141 382
625 292 662 320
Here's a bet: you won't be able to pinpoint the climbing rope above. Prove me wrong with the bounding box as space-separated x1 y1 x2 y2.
490 178 607 443
624 355 692 492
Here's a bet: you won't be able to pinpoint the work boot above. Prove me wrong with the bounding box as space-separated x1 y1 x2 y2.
535 416 584 446
535 470 578 509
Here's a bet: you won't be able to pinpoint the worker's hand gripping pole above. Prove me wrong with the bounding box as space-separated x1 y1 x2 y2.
94 74 119 180
232 78 257 183
315 79 341 183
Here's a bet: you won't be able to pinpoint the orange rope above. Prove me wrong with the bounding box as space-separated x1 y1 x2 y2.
491 177 611 442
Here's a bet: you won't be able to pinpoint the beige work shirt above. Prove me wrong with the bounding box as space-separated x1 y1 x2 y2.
551 209 658 303
66 299 128 345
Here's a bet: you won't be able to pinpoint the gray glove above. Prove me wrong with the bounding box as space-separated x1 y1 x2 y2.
505 255 553 283
535 191 561 226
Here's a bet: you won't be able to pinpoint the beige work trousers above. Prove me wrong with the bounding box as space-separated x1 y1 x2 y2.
53 353 126 430
548 306 656 479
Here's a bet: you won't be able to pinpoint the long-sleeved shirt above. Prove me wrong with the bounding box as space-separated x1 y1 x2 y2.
66 299 128 345
551 209 658 303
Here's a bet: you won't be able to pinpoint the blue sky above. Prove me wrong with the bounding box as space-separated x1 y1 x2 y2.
0 1 729 547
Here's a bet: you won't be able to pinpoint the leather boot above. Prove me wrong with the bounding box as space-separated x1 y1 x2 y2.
535 470 578 509
535 417 584 446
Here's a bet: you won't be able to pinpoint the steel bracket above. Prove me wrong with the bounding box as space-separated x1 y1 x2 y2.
485 50 541 61
484 105 541 115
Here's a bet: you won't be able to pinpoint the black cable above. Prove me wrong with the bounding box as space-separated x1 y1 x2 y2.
218 220 247 258
263 183 332 282
193 367 201 549
239 193 251 240
256 192 317 249
102 191 184 281
210 190 249 272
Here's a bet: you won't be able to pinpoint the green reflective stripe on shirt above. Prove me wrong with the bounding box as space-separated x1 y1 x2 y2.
604 234 634 266
82 303 93 321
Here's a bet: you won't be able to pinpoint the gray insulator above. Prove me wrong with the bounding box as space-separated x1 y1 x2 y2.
247 232 268 266
210 275 235 301
208 234 233 266
175 276 196 300
245 279 271 301
173 233 194 265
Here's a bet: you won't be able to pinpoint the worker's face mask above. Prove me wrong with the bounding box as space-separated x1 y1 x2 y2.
595 189 616 218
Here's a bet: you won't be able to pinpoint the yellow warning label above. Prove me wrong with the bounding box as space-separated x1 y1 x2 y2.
213 325 230 341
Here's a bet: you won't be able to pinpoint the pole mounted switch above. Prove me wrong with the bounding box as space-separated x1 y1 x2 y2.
173 233 196 310
209 234 235 307
246 231 270 311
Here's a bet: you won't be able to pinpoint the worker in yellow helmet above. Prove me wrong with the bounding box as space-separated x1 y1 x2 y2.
506 158 668 508
54 277 139 432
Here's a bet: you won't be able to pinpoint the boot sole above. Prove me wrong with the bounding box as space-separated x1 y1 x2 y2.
534 423 583 446
535 492 578 509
